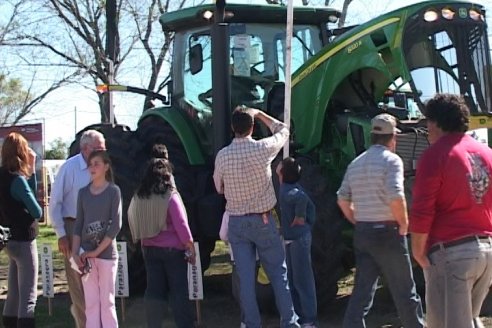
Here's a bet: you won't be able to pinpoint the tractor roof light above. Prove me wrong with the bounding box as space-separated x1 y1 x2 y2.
328 14 339 23
424 9 439 22
442 8 455 20
202 10 234 21
202 10 213 20
469 9 483 21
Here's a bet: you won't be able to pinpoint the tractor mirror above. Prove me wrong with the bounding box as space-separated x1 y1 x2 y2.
189 43 203 75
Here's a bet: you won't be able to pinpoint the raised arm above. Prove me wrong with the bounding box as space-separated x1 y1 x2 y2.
11 175 42 220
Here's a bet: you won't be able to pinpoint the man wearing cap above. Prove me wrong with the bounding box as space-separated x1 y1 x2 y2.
337 113 424 328
410 94 492 328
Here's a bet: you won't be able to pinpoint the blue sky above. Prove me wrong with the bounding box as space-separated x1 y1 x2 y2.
6 0 492 146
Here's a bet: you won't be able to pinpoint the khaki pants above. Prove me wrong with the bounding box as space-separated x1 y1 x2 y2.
64 219 86 328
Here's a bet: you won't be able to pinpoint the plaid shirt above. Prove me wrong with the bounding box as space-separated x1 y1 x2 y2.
214 122 289 215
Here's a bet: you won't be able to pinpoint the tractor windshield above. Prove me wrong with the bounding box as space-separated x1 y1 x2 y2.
402 6 492 114
177 23 322 115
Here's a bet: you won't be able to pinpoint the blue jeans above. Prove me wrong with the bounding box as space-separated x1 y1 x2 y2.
229 213 299 328
285 232 317 325
425 236 492 328
343 222 424 328
142 246 194 328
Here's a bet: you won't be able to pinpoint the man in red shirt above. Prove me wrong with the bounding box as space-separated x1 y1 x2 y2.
410 94 492 328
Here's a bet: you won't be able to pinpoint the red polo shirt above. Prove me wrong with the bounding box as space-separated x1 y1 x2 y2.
409 133 492 249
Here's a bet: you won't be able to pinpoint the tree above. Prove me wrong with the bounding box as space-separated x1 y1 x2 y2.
0 0 24 46
307 0 354 28
0 74 31 126
124 0 191 111
7 0 196 122
1 1 79 125
45 137 68 159
337 0 353 28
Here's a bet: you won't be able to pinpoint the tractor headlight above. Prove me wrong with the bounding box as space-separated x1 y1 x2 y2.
424 10 439 22
469 9 483 21
441 8 455 20
328 15 339 23
202 10 213 20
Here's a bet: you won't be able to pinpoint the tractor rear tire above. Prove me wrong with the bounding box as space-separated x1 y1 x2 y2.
297 158 348 307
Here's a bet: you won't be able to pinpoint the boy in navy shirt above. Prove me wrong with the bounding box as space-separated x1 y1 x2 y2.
276 157 317 328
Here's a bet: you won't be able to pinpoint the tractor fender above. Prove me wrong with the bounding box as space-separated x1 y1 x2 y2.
138 108 205 165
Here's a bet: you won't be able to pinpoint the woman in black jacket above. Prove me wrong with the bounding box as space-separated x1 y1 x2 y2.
0 132 42 328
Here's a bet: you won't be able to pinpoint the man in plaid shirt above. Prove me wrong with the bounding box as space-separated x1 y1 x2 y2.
214 106 299 328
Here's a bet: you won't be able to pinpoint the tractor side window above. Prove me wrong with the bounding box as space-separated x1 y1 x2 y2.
184 34 212 112
231 34 264 77
230 34 267 107
408 31 459 102
276 26 319 81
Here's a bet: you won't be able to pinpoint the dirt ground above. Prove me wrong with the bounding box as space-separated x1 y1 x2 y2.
0 268 423 328
1 257 492 327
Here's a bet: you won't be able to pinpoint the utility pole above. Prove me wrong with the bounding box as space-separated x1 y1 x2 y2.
105 0 118 125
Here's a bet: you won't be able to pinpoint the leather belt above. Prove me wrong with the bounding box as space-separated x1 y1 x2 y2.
357 220 398 225
428 235 491 255
245 210 271 217
244 210 272 224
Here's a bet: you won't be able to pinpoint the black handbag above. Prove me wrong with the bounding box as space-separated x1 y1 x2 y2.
0 200 10 251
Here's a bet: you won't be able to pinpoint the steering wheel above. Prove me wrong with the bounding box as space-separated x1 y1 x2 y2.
250 60 265 76
198 89 213 107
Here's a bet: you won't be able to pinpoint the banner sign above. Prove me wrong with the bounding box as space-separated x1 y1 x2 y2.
40 244 54 298
115 242 129 297
188 242 203 300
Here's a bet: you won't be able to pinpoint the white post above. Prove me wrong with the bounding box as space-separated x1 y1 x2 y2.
74 106 77 136
108 59 115 125
115 242 129 321
40 244 54 315
283 0 294 158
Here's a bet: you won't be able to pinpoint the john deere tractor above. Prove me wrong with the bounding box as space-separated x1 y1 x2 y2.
73 0 492 303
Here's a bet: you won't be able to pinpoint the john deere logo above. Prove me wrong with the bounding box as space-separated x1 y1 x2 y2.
459 8 467 18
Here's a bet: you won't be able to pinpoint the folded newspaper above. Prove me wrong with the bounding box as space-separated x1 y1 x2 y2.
69 248 85 274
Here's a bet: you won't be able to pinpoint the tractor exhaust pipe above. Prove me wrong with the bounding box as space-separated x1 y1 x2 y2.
212 0 232 155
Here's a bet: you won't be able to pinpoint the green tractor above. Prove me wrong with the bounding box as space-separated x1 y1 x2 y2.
73 0 492 303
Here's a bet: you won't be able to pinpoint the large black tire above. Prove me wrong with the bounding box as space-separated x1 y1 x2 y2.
69 124 146 293
137 116 222 272
297 157 348 308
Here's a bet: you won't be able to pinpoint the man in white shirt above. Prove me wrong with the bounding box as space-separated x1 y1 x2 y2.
49 130 105 328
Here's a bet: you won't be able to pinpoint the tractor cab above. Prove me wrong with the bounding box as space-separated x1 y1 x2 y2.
402 4 492 116
160 4 341 155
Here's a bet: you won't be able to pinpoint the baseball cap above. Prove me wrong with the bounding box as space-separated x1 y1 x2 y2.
371 114 401 134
